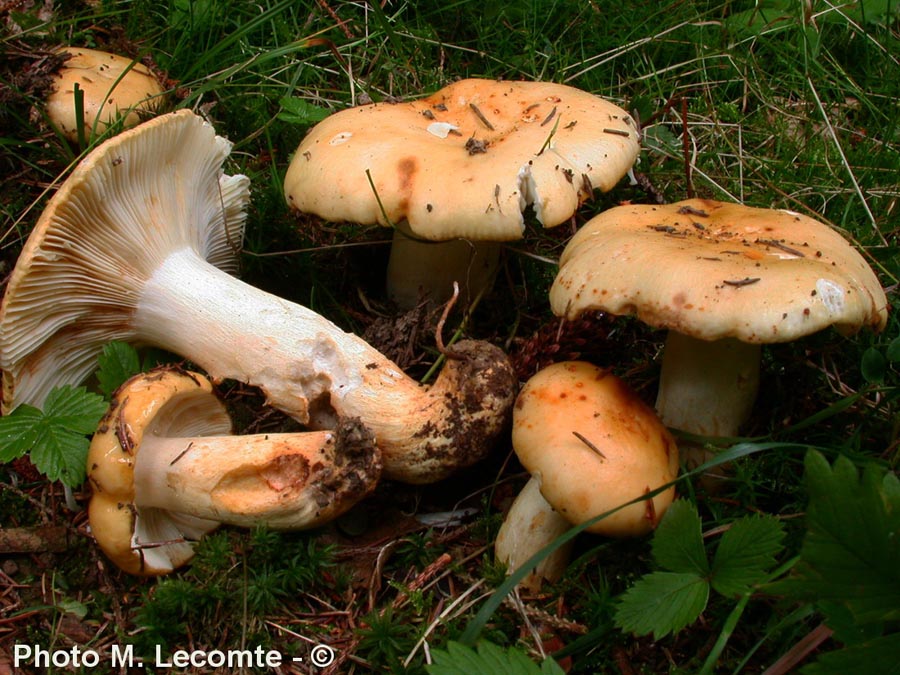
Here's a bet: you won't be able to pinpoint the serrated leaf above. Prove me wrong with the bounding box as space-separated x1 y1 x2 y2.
426 640 563 675
481 640 538 674
615 571 709 640
801 632 900 675
710 514 785 597
0 386 107 488
770 451 900 626
652 499 709 575
96 341 141 397
43 385 108 435
29 429 92 486
0 404 44 462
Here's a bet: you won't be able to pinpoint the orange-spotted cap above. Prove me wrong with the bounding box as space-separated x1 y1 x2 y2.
512 361 678 537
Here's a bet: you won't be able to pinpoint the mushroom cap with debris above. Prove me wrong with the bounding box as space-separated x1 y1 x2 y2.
46 46 164 142
550 198 888 342
284 79 641 241
512 361 679 537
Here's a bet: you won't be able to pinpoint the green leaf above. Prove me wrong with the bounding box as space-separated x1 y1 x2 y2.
615 571 710 640
0 404 44 462
277 96 331 125
723 0 794 39
426 640 564 675
96 341 141 397
58 599 89 619
43 385 110 435
29 430 92 486
885 337 900 363
652 499 709 575
833 0 900 26
710 515 785 597
860 347 887 383
541 658 566 675
0 386 108 488
642 124 680 156
801 632 900 675
816 600 883 646
770 451 900 626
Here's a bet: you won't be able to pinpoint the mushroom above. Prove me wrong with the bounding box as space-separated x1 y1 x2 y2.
283 79 640 308
45 46 165 143
87 367 381 575
549 199 889 444
0 109 517 485
495 361 678 591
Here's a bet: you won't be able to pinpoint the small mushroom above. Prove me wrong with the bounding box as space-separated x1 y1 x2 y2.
0 109 516 485
495 362 679 591
284 79 640 308
549 199 888 447
87 367 381 575
45 47 164 142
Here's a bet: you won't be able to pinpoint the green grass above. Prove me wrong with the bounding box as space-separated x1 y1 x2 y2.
1 0 899 673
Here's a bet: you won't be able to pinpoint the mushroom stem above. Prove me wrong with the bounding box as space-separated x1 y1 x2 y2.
386 220 502 309
655 332 761 438
133 424 375 529
494 474 574 593
135 248 516 484
655 332 760 481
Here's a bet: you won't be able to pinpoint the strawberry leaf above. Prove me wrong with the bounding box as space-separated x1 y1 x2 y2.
615 571 710 640
426 640 565 675
0 385 108 487
652 498 710 575
710 514 785 597
770 451 900 626
96 340 141 398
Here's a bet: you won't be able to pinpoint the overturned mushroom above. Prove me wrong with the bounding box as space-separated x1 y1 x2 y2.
0 109 517 484
46 46 165 142
550 199 888 444
496 362 678 591
88 367 380 575
284 79 640 308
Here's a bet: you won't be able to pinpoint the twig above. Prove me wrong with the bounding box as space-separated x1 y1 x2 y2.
573 431 606 460
435 281 465 360
469 103 494 131
315 0 353 38
762 622 833 675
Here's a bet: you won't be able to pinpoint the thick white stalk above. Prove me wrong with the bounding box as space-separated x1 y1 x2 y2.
495 474 574 592
386 221 503 309
655 332 761 438
133 427 373 529
655 332 760 482
134 248 516 484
